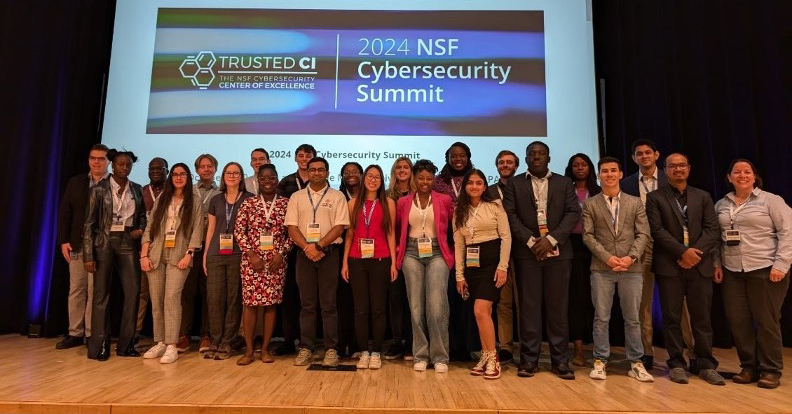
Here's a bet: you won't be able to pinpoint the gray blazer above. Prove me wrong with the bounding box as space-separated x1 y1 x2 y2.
142 193 204 269
582 192 649 273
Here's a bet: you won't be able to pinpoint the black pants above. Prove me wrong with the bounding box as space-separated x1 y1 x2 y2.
514 257 571 365
296 248 339 350
349 257 392 352
88 233 140 358
568 234 593 343
181 243 208 337
656 269 718 370
337 246 357 353
722 267 789 375
279 247 302 343
388 269 412 348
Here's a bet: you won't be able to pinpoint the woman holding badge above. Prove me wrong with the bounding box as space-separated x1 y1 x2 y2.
202 162 253 360
452 169 511 380
234 164 293 365
341 165 398 369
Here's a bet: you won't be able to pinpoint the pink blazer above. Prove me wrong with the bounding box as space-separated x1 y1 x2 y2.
395 191 455 270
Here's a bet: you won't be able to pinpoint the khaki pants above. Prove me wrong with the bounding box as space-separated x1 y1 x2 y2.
497 263 518 350
68 252 93 337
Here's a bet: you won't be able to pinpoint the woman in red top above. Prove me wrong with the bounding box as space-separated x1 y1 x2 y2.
341 164 397 370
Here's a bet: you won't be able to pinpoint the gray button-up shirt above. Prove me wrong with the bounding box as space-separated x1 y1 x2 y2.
714 188 792 273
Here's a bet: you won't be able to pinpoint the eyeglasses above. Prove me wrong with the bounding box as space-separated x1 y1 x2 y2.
666 164 690 171
365 175 381 181
308 168 327 174
224 171 241 177
171 172 189 178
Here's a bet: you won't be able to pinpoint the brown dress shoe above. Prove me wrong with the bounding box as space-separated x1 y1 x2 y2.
732 369 758 384
758 372 781 389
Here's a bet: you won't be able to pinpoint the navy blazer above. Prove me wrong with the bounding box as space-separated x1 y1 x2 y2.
645 185 719 278
502 172 580 260
621 168 669 198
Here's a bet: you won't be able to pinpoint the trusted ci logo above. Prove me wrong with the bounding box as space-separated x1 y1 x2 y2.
179 51 216 89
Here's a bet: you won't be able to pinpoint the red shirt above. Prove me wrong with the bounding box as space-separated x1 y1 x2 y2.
348 199 390 259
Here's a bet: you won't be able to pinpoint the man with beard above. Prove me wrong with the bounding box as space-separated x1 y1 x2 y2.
487 150 519 362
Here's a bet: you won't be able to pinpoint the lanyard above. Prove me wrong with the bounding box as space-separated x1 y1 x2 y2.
450 178 461 198
168 200 182 231
640 175 657 194
674 197 688 224
148 186 161 203
362 199 378 238
296 175 304 191
414 194 432 237
577 189 589 208
201 188 214 206
467 203 482 239
112 181 130 222
260 195 278 226
496 186 503 200
607 196 620 233
528 173 549 210
307 186 329 222
224 192 241 233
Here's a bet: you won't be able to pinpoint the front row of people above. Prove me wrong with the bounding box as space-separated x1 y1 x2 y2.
63 142 790 389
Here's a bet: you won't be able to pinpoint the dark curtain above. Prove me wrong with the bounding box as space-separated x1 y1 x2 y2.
0 1 115 334
593 0 792 346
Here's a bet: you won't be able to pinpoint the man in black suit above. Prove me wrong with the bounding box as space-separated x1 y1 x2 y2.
645 152 725 385
56 144 109 349
503 141 580 379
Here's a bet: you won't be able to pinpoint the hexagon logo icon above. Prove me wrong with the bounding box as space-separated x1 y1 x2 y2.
179 51 216 89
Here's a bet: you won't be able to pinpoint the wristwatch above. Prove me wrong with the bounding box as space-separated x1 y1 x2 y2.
186 250 194 256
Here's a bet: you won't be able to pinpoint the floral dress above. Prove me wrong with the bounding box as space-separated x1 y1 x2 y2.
234 195 292 306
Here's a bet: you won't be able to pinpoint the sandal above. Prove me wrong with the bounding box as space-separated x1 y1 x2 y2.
236 354 255 366
261 351 275 363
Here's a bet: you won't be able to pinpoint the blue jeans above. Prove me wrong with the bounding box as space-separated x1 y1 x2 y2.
402 239 450 364
591 271 643 362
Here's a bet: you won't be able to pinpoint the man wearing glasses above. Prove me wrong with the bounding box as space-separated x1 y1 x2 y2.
284 157 350 367
645 153 724 386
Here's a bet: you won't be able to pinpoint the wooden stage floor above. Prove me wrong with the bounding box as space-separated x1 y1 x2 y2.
0 335 790 414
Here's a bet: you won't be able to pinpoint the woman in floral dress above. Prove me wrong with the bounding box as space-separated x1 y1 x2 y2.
234 164 292 364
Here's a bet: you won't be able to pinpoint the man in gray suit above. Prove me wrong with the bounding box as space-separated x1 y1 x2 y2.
582 157 653 382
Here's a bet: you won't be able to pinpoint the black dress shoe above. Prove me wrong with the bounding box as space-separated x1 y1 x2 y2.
517 361 538 377
641 355 654 370
117 346 141 357
56 335 84 350
551 363 576 380
271 340 296 356
97 343 110 361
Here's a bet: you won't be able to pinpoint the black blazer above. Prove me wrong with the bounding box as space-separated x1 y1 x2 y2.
82 177 147 262
502 172 580 260
57 173 92 251
645 185 719 278
621 168 669 198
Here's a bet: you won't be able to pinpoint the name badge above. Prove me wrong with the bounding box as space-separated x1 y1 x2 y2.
259 231 274 251
165 230 176 248
219 233 233 254
466 246 480 267
417 237 433 258
360 238 375 258
111 221 125 232
725 229 741 246
683 226 689 247
537 209 549 237
306 223 321 243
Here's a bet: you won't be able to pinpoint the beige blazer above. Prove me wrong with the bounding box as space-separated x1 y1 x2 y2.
582 192 649 273
142 192 204 269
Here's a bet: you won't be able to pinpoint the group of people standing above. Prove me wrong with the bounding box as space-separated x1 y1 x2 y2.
56 139 790 388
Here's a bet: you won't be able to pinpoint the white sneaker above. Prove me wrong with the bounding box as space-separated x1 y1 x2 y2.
589 359 606 380
369 352 382 370
357 351 370 369
143 342 166 359
434 362 449 373
628 361 655 382
413 361 428 371
160 344 178 364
